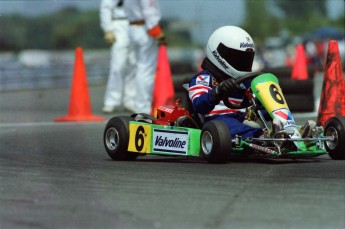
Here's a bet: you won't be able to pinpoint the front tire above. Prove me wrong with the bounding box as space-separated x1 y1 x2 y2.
103 116 138 161
325 116 345 160
200 120 232 163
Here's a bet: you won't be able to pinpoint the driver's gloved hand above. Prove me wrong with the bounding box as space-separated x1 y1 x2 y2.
211 78 242 103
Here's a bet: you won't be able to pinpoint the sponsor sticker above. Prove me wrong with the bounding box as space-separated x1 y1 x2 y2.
152 129 189 154
212 50 229 69
196 75 210 86
128 123 152 153
249 143 277 155
255 81 288 113
273 108 296 127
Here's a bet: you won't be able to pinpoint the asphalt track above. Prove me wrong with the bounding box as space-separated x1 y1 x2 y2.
1 81 345 229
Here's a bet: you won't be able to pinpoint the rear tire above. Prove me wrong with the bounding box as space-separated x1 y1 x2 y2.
103 116 139 161
325 116 345 160
200 120 232 163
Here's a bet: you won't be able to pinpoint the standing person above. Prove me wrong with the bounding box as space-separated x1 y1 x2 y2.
100 0 136 113
123 0 166 114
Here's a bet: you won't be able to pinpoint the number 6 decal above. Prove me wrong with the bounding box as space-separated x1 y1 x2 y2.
135 126 145 151
128 123 151 153
269 84 285 105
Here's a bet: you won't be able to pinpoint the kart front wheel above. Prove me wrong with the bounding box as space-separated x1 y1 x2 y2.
325 116 345 160
103 116 139 161
201 120 232 163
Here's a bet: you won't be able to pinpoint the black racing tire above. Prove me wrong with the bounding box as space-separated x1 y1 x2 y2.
284 94 315 112
263 66 315 79
103 116 139 161
171 63 194 75
200 120 232 164
263 66 292 78
325 116 345 160
279 79 314 95
173 74 192 92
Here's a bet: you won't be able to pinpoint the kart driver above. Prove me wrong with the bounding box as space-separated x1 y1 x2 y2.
188 26 263 139
188 25 315 140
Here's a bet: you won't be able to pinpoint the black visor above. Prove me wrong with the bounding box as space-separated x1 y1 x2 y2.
217 43 255 72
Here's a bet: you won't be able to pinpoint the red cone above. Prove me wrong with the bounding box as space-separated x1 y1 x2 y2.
317 40 345 127
151 45 175 114
55 47 104 122
291 44 308 80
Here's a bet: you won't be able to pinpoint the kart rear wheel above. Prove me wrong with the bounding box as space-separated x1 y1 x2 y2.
103 116 139 161
325 116 345 160
201 120 232 164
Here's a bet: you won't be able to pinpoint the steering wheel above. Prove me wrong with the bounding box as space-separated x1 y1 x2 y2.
222 72 263 109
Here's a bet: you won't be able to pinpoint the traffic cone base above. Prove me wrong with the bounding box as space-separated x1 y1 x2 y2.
317 40 345 126
54 114 104 122
54 47 104 122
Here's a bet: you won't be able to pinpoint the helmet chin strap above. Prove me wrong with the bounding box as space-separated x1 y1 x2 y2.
201 57 232 82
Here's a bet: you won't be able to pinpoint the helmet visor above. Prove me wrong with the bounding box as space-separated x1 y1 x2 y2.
217 43 255 72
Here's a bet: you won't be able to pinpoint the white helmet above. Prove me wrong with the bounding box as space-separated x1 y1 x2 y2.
206 26 255 79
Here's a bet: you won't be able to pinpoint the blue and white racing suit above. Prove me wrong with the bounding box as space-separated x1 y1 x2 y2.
188 70 262 139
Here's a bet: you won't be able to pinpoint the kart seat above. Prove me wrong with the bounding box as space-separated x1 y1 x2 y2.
182 83 206 128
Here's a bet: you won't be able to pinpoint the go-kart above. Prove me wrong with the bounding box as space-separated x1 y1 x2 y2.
103 72 345 163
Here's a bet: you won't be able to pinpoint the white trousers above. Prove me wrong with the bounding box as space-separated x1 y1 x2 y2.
128 25 158 114
103 20 136 111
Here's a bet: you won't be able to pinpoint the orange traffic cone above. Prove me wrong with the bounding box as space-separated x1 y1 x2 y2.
291 44 308 80
317 40 345 127
151 45 175 114
54 47 104 122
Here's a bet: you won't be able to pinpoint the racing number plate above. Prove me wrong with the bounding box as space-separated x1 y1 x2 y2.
255 81 288 114
255 78 298 131
128 123 152 153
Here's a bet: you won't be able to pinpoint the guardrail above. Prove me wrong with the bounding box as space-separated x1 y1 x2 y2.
0 49 317 112
0 48 202 91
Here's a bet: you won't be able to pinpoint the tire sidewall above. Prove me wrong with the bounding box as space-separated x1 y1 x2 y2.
325 116 345 160
201 120 232 163
103 116 137 160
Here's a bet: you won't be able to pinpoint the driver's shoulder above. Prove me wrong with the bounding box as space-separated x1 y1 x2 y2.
190 70 218 87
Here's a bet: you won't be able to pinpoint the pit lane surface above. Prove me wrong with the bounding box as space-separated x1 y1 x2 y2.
1 85 344 229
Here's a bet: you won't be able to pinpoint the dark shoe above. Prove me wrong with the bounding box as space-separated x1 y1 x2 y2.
299 120 316 138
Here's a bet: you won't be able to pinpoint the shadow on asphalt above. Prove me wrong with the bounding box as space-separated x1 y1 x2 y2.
103 155 327 165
